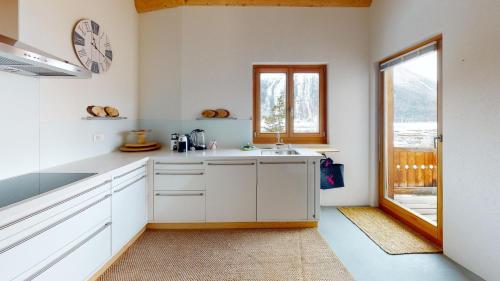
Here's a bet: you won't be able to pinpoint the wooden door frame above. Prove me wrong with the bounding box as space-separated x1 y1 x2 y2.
377 34 443 245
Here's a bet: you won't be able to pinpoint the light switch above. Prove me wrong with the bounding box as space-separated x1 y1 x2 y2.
93 134 104 143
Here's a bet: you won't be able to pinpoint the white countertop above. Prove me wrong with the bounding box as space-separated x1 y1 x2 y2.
44 148 322 174
0 148 322 213
149 147 322 159
42 152 150 174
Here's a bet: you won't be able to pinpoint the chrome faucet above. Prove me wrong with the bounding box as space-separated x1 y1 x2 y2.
275 133 285 150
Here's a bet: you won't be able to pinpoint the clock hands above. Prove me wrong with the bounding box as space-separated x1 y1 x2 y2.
90 36 109 62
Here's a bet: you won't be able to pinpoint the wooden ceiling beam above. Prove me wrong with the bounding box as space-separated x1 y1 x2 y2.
135 0 372 13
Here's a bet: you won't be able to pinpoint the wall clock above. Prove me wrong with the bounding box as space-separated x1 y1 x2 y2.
72 19 112 74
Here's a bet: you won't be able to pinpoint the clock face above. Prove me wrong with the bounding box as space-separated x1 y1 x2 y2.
72 19 112 74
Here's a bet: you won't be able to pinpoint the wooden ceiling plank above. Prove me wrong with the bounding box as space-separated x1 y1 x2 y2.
135 0 372 13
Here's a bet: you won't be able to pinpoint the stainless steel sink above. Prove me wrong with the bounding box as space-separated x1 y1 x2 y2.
261 149 300 156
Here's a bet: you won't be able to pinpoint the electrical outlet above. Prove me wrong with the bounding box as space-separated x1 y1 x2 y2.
93 134 104 143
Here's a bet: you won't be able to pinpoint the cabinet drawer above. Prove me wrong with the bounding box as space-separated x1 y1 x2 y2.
23 222 111 281
154 170 205 190
154 161 204 170
112 164 146 187
0 193 111 281
154 191 205 222
0 178 111 242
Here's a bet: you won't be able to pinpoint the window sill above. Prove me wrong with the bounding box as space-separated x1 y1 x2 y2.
253 144 340 153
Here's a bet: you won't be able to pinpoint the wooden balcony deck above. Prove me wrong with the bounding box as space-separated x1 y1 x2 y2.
394 194 437 224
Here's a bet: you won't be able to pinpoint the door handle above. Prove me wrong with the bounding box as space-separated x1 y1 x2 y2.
434 134 443 149
155 172 204 176
259 161 306 165
155 192 204 197
113 165 146 180
207 163 255 166
113 175 146 194
155 162 203 165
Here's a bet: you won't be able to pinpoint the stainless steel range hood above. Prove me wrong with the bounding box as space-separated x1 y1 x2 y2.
0 34 91 78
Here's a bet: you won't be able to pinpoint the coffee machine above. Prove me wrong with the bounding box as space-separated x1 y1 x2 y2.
189 129 207 150
177 135 188 152
170 133 179 151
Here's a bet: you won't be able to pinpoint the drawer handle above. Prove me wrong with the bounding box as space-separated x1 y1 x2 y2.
155 172 204 176
207 163 255 166
114 175 146 194
155 193 204 197
0 180 111 231
259 161 307 165
24 222 112 281
0 194 111 255
155 162 203 165
113 164 146 180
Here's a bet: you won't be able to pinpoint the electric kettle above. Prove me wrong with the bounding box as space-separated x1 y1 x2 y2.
190 129 207 150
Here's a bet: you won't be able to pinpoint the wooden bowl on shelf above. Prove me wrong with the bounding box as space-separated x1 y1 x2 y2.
201 109 217 118
215 109 230 118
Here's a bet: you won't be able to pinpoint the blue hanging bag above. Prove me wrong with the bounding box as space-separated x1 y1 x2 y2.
320 158 345 189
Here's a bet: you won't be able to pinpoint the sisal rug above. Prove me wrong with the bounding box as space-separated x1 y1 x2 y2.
97 228 353 281
338 207 442 255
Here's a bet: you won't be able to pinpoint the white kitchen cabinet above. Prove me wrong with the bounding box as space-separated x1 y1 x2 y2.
0 192 111 281
257 160 309 221
25 222 112 281
152 161 206 222
112 173 147 254
0 177 111 242
0 152 321 281
206 161 257 222
154 191 205 222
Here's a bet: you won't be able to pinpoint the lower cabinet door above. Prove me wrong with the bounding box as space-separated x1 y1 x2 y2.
0 193 111 281
257 161 308 221
30 222 111 281
206 161 257 222
154 191 205 222
112 175 147 254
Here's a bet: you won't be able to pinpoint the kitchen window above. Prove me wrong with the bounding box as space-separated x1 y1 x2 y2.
253 65 327 144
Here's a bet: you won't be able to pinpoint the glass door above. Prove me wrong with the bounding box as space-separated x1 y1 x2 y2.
379 36 443 244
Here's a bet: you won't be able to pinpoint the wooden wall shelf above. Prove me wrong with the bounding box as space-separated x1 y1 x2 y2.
82 116 128 120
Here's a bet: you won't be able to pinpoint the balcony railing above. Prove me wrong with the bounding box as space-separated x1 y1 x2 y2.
388 147 437 197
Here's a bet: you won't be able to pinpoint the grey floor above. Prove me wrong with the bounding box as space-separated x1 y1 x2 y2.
318 207 484 281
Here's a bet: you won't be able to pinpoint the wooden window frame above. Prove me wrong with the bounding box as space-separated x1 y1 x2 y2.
378 34 443 245
253 65 327 144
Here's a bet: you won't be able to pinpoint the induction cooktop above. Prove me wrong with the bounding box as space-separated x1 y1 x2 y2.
0 173 97 209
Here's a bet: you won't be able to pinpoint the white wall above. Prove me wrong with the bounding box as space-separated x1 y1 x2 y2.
0 0 138 179
139 8 182 121
139 7 371 206
16 0 139 169
0 73 39 180
369 1 500 280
